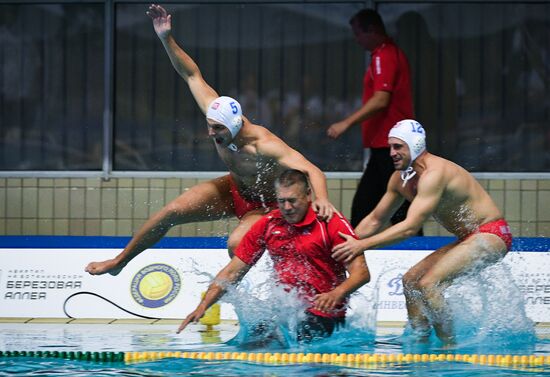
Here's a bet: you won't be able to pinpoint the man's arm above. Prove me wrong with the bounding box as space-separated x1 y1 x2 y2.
355 174 405 239
332 170 445 263
147 4 218 113
177 256 251 333
327 91 391 139
259 135 335 221
312 254 370 313
178 215 267 333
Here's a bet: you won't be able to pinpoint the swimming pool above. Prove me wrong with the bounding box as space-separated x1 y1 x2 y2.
1 236 549 376
0 319 548 376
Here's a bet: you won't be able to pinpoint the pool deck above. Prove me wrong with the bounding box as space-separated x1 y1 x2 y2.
1 318 548 338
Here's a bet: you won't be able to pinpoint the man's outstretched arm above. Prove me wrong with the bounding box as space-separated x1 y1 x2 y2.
178 257 251 333
333 170 444 263
147 4 218 113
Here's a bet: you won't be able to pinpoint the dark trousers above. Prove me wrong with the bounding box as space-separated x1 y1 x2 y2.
249 312 345 345
351 148 421 236
296 312 345 343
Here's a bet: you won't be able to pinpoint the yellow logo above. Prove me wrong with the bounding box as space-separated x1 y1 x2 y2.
139 271 173 300
131 264 181 308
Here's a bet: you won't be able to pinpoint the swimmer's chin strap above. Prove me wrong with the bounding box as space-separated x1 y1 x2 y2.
400 167 417 187
226 116 242 152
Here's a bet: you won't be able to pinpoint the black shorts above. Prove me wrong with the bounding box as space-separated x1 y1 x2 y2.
296 312 345 343
248 312 345 345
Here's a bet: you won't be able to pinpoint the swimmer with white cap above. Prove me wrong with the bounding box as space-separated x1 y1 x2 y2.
387 119 426 187
332 118 513 344
86 5 337 290
206 96 243 152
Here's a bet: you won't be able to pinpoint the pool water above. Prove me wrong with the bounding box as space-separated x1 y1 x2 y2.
2 259 549 376
0 321 548 376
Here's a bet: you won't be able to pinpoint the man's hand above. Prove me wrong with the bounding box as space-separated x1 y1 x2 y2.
146 4 172 39
327 120 350 139
85 259 124 276
312 198 336 222
177 307 206 334
332 232 365 263
312 290 344 314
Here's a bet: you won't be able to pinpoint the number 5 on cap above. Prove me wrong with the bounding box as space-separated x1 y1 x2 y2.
230 102 238 114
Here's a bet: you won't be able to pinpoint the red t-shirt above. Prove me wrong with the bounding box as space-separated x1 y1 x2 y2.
234 206 357 318
362 39 414 148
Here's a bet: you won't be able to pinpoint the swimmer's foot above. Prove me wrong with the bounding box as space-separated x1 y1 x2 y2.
85 259 126 276
409 325 432 343
433 324 456 346
438 335 456 348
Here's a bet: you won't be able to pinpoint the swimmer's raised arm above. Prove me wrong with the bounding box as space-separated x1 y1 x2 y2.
147 4 218 113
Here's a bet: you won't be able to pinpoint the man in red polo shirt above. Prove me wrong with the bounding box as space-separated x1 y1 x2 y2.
327 8 417 230
177 169 370 343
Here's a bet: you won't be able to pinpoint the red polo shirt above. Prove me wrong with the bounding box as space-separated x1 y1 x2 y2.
234 206 357 318
362 39 413 148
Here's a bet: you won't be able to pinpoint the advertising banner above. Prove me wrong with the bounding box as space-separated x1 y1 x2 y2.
0 248 548 323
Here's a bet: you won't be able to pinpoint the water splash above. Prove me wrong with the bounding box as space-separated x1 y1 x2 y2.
254 160 273 210
401 261 536 354
225 284 378 352
183 254 377 351
449 262 535 349
226 281 308 350
301 290 377 354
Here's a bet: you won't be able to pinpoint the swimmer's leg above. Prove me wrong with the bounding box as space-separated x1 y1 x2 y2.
226 209 270 257
403 290 431 341
402 241 460 341
86 175 234 275
416 235 507 343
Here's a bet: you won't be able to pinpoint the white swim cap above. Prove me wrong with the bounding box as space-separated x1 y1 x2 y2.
388 119 426 167
206 96 243 139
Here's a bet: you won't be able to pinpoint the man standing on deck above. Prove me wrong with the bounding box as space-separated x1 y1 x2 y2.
326 8 417 232
331 120 512 343
178 169 371 343
85 4 336 276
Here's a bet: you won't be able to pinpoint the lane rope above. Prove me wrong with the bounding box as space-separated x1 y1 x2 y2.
1 350 549 367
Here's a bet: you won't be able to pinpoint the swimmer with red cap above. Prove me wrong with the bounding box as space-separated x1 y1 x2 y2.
85 4 336 277
332 119 513 344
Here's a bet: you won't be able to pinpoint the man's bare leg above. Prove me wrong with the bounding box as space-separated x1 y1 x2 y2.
226 209 272 257
419 283 454 343
416 234 507 343
85 175 235 275
403 290 431 340
402 242 458 339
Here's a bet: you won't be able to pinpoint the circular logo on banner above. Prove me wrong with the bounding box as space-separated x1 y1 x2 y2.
131 264 181 308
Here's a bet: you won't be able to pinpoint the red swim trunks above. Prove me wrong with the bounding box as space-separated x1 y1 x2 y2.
228 176 276 219
466 219 513 250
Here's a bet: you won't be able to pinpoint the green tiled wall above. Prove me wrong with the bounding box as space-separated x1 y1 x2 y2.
0 177 549 237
